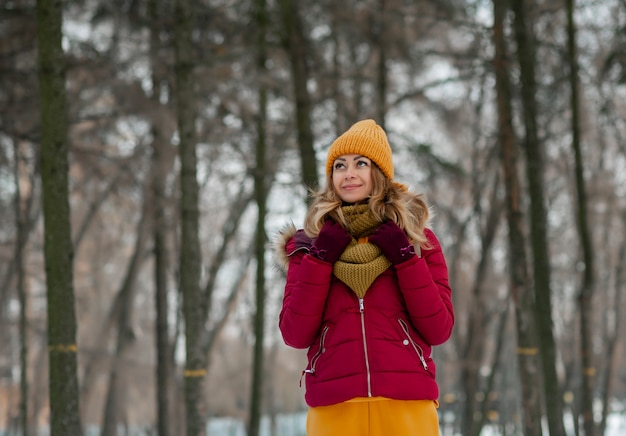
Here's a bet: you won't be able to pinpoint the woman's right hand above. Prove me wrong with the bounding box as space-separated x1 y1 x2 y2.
310 220 352 263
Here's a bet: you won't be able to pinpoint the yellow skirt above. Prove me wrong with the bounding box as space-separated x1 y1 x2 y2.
306 397 440 436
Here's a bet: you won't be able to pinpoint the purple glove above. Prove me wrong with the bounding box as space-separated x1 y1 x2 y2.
369 221 416 265
293 229 313 251
310 220 352 263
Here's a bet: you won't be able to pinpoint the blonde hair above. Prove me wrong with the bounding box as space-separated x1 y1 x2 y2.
304 165 431 249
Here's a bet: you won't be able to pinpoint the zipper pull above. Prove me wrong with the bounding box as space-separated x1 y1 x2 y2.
419 354 428 371
359 298 364 312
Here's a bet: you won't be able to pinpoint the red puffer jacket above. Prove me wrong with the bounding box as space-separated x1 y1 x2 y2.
276 225 454 407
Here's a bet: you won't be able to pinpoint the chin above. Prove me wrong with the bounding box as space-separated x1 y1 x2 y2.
341 195 368 204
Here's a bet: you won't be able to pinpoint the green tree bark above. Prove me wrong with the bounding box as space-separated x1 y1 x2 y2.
36 0 82 434
493 1 543 434
510 0 565 434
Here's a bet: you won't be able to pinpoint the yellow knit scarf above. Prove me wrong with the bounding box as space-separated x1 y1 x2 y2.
333 204 391 298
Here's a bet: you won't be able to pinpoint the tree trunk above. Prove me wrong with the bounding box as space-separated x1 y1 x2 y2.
493 1 543 434
13 140 29 436
153 158 173 436
376 0 387 127
149 0 174 434
510 1 565 434
565 1 596 434
175 0 206 433
279 0 318 195
248 0 269 434
36 0 82 433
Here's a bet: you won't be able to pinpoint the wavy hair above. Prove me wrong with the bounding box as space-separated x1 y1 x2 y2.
304 164 432 249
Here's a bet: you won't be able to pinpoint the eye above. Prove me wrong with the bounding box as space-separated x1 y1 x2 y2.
356 159 370 167
334 161 345 170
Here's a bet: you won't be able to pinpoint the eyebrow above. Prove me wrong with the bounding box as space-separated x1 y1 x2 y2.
334 155 368 162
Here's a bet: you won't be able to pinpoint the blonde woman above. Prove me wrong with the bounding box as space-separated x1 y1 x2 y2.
276 119 454 435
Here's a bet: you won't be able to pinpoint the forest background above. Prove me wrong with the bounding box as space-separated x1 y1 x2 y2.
1 0 625 435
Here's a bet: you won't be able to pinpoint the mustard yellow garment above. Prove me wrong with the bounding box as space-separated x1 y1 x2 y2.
306 397 440 436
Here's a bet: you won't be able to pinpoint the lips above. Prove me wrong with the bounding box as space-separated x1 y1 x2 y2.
342 184 362 190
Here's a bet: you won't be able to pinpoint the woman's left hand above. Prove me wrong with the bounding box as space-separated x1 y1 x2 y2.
369 221 416 265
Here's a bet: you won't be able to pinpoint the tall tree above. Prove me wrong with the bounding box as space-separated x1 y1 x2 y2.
492 1 543 433
511 0 565 434
375 0 388 128
279 0 318 196
248 0 269 434
149 0 174 434
35 0 82 434
565 1 596 434
175 0 205 433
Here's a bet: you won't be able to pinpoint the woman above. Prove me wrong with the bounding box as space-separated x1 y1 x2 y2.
275 119 454 435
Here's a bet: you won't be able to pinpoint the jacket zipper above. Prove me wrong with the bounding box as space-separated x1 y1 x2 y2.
303 325 329 380
360 298 372 397
398 318 429 370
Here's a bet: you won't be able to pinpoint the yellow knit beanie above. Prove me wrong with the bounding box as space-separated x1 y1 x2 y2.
326 119 394 179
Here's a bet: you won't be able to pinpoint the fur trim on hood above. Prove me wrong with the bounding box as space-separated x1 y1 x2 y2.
273 222 313 274
273 222 298 273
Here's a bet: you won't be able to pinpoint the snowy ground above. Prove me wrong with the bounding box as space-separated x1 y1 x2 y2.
204 411 626 436
2 411 624 435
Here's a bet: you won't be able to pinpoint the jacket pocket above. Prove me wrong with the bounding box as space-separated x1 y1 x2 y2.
397 318 431 373
305 324 330 376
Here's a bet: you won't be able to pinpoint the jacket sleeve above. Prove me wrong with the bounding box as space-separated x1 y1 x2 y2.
394 228 454 346
279 239 333 349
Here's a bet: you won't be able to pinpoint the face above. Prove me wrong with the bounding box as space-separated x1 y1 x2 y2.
332 154 373 204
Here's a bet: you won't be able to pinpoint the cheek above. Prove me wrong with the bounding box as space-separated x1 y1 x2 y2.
363 172 373 188
332 174 341 191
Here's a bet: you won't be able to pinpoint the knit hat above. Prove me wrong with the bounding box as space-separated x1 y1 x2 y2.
326 119 394 179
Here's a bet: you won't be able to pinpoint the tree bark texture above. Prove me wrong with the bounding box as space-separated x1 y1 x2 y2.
149 0 173 434
279 0 318 195
36 0 82 434
493 1 544 434
565 1 596 434
248 0 269 434
175 0 206 433
511 0 566 433
376 0 387 128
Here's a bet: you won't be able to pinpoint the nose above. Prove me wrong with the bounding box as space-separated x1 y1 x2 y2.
345 165 356 178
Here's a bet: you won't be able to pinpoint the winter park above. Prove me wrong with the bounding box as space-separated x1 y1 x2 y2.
1 0 626 435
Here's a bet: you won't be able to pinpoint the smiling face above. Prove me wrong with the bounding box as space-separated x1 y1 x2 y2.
331 154 373 204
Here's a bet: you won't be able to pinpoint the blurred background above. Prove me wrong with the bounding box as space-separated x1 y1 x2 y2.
1 0 625 434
